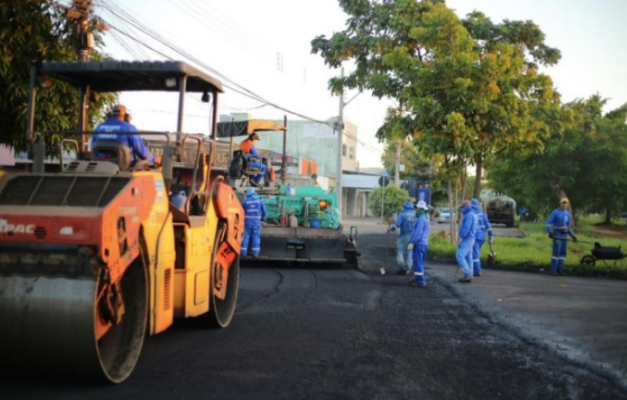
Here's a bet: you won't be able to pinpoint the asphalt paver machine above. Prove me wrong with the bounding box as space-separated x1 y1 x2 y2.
217 119 359 266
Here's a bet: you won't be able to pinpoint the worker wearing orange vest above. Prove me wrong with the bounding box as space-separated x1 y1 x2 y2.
239 132 267 185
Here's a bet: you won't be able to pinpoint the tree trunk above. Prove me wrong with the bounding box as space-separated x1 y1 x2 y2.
549 180 568 201
460 167 467 201
394 140 401 185
604 209 612 225
474 154 483 199
448 180 456 245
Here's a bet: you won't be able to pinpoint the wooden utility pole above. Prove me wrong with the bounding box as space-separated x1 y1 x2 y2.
336 67 345 216
67 1 95 151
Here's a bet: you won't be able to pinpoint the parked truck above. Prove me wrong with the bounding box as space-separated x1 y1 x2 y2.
486 194 517 228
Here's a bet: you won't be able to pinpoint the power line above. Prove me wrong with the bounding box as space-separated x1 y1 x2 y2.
176 0 276 68
97 1 384 157
96 0 336 126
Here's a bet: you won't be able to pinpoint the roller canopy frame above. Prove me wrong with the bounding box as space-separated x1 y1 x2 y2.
217 120 287 138
39 60 223 93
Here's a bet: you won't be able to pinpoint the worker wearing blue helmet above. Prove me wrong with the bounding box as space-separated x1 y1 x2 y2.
470 198 493 277
241 187 267 257
390 200 417 275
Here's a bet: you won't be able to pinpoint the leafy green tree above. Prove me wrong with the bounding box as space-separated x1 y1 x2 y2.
370 184 409 219
0 0 114 153
487 96 627 221
312 0 561 200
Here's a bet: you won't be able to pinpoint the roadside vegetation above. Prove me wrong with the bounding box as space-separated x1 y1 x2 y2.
428 216 627 279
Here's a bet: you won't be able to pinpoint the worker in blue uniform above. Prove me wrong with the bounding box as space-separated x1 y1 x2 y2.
409 200 430 287
92 104 157 166
390 200 417 275
546 198 577 275
470 198 494 277
241 187 267 257
456 200 476 283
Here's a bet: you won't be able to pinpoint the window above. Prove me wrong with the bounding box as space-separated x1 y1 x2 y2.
349 147 355 159
342 144 347 156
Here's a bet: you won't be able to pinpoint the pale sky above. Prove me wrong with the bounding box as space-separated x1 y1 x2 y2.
97 0 627 169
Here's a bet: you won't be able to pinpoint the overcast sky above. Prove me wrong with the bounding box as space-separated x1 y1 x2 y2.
98 0 627 168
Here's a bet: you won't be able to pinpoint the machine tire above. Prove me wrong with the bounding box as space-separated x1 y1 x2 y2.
205 223 240 329
96 248 149 383
580 255 596 267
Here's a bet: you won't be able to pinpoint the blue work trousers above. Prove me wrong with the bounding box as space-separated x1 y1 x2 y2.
456 238 475 277
396 235 413 271
412 244 428 286
472 239 485 276
248 162 267 184
551 234 568 273
242 224 261 256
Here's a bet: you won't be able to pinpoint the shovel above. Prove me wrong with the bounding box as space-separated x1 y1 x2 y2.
382 226 391 275
487 241 497 266
553 237 595 245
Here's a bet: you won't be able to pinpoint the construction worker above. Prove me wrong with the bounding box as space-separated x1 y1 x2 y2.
239 132 267 186
390 200 417 275
546 198 577 276
241 187 267 257
456 200 476 283
409 200 430 287
471 198 494 277
92 104 158 166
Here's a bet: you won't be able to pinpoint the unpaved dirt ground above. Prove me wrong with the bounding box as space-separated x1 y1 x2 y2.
1 217 626 400
593 223 627 239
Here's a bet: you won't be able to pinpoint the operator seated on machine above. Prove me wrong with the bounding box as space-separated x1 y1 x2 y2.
91 104 160 168
239 132 267 187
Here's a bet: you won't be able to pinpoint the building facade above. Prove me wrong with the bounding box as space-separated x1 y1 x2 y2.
219 113 364 216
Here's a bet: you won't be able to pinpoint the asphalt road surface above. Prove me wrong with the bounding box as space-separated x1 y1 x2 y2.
2 218 626 400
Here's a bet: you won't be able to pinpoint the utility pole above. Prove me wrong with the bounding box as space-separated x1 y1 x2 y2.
395 139 402 185
67 0 96 152
336 67 345 216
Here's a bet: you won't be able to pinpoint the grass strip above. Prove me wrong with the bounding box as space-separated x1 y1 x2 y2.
427 218 627 279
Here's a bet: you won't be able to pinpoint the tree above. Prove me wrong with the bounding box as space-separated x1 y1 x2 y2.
369 185 409 220
461 12 561 197
311 0 561 201
487 96 627 221
0 0 114 153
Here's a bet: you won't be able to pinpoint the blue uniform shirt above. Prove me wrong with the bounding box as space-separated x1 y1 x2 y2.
395 208 417 238
410 214 430 245
242 194 267 227
459 204 476 241
546 209 575 237
92 119 155 163
472 206 493 241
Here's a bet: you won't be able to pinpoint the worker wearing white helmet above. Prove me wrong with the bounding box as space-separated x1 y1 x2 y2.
409 200 430 287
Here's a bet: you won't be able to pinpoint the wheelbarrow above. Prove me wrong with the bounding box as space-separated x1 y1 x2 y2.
579 241 626 267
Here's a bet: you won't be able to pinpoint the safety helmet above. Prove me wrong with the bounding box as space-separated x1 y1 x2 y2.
470 198 479 207
246 187 256 196
560 198 569 204
416 200 428 210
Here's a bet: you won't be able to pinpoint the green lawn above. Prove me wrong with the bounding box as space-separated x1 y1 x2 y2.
428 217 627 279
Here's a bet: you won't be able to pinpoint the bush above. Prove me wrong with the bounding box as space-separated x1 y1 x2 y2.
370 185 409 220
